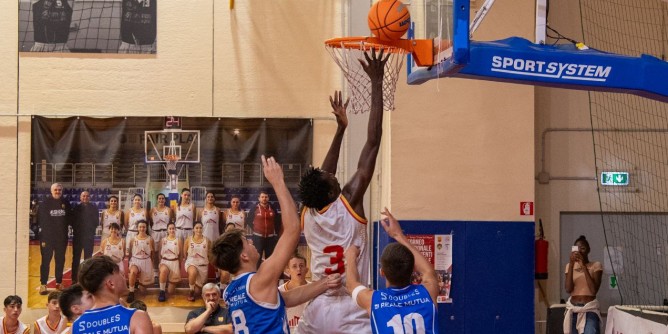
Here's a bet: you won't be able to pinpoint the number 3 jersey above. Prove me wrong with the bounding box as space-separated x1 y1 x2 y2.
302 195 368 290
224 272 289 334
297 195 370 334
371 285 438 334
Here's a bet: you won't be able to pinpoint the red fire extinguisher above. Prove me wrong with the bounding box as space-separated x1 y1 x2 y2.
535 219 549 280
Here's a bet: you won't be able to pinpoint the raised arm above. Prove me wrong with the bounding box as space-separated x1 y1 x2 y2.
321 91 349 173
381 208 439 304
250 156 300 303
565 253 576 294
341 48 390 217
344 245 373 313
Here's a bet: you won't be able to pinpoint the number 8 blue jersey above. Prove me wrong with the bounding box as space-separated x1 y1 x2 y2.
370 285 439 334
223 272 289 334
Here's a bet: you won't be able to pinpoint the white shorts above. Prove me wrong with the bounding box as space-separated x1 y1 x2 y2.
129 257 153 286
294 293 370 334
152 230 167 245
203 226 219 245
159 258 181 283
184 258 208 287
176 229 193 242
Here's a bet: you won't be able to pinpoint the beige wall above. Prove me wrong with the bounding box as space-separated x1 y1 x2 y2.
1 0 536 327
391 0 536 221
534 0 668 331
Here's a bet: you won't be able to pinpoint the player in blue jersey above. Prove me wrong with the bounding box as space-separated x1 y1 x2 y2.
73 256 153 334
210 156 341 334
345 208 440 334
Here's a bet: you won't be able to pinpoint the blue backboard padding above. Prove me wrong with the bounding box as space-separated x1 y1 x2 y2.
373 220 534 334
408 36 668 102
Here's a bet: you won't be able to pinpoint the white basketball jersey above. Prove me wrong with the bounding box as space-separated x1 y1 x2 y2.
128 209 146 231
103 238 124 263
152 207 170 230
102 209 121 231
0 317 29 334
161 237 180 260
301 195 369 293
187 237 209 266
225 210 245 229
34 315 67 334
201 207 220 242
176 204 194 229
131 236 152 259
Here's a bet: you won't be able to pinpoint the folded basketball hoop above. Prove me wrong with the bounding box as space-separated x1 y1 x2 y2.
325 37 433 114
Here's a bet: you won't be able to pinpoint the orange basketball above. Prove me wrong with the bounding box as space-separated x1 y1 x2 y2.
368 0 411 41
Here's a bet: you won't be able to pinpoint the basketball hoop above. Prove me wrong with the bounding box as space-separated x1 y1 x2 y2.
164 154 180 175
325 36 434 114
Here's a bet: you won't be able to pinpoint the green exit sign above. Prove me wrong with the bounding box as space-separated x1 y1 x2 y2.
601 172 629 186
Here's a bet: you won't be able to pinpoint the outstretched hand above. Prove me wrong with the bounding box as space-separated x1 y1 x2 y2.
261 155 284 186
380 207 404 240
359 47 390 83
329 90 349 128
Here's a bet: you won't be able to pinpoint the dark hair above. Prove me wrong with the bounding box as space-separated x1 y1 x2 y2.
47 291 61 303
78 256 119 294
179 188 191 206
59 284 83 321
129 300 147 311
109 222 120 230
194 221 204 228
133 193 143 201
167 221 176 228
259 190 269 196
3 295 22 307
209 229 245 273
575 235 590 248
289 252 307 266
108 195 119 202
299 167 333 210
206 191 216 199
380 243 415 287
156 193 166 199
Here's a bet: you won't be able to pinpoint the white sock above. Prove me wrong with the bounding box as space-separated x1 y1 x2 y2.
159 283 166 290
189 285 195 291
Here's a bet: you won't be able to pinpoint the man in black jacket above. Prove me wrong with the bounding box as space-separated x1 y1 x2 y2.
38 183 72 295
71 191 99 284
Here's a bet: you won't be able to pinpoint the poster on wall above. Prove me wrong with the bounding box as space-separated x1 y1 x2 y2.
19 0 157 54
28 116 312 307
406 234 453 303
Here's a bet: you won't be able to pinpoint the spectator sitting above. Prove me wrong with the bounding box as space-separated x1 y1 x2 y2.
184 283 232 334
2 295 29 334
58 284 94 334
33 291 66 334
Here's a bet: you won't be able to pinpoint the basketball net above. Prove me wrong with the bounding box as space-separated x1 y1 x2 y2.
164 134 181 190
325 38 407 114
